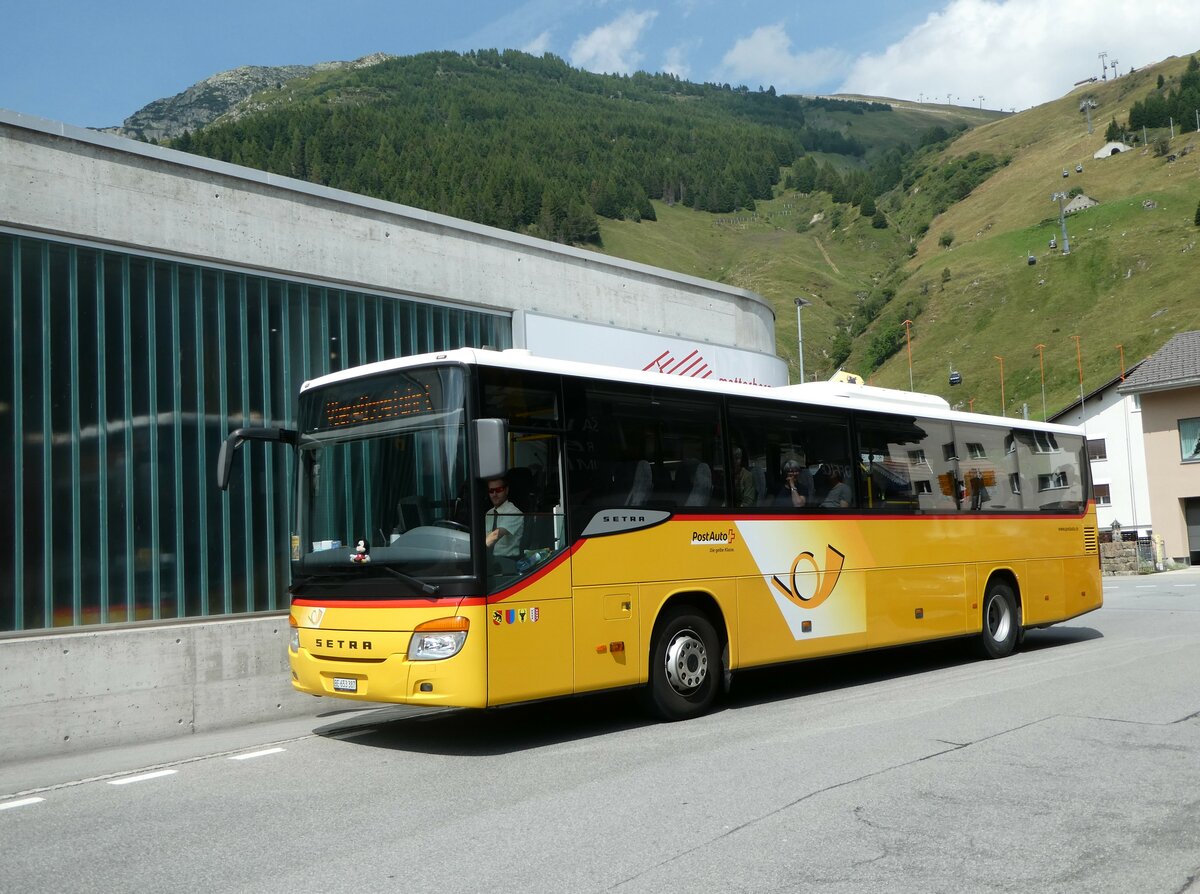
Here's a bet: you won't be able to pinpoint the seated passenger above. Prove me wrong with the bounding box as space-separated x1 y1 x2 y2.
732 447 756 507
821 469 853 508
777 455 814 508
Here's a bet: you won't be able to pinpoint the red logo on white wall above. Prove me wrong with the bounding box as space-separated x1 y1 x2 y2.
643 349 713 379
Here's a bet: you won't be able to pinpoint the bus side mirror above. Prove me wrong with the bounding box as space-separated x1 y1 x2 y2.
216 426 299 490
474 418 508 481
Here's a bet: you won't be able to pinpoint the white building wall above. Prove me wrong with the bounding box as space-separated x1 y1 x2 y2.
1054 387 1152 535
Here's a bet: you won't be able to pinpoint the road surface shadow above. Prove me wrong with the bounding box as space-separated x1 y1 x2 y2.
312 625 1102 755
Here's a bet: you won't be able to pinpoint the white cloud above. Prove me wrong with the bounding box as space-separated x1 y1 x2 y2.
522 30 553 55
838 0 1200 109
717 23 853 92
570 10 658 74
662 40 699 80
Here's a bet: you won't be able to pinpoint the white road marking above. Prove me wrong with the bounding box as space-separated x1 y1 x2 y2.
229 747 285 760
107 769 178 786
0 797 45 811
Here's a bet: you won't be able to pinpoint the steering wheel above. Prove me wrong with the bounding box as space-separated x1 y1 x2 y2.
433 520 469 531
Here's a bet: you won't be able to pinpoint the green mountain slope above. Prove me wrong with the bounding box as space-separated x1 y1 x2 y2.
600 55 1200 417
165 48 1200 417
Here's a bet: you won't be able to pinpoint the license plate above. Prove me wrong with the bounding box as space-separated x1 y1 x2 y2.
332 677 358 693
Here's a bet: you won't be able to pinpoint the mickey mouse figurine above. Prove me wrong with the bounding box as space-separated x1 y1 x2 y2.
351 539 370 563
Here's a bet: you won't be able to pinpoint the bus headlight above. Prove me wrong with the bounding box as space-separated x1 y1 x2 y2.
289 616 300 653
408 617 469 661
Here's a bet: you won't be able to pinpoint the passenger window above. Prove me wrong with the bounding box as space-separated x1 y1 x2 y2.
563 382 726 539
728 401 853 510
856 414 956 512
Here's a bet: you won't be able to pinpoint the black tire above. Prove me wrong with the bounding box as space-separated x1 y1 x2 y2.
644 607 721 721
977 580 1019 659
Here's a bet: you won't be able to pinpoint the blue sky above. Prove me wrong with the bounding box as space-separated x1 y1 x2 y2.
6 1 1200 128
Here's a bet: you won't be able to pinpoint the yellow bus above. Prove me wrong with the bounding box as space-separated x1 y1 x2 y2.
218 348 1102 721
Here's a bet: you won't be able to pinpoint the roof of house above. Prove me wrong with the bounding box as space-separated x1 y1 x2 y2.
1050 359 1146 421
1118 331 1200 394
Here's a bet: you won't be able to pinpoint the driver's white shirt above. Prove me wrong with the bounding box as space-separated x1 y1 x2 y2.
487 499 524 558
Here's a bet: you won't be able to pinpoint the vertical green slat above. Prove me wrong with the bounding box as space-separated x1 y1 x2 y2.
69 248 82 625
375 295 384 360
171 266 185 617
302 284 312 379
357 292 370 536
40 243 52 626
239 275 252 613
279 283 294 581
217 273 231 615
146 264 161 620
259 278 276 610
121 256 135 622
95 253 109 623
194 271 209 616
10 238 23 631
337 294 352 536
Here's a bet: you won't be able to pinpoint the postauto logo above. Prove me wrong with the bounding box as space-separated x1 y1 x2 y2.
691 528 736 546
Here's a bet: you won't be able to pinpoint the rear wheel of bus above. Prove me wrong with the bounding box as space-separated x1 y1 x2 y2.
977 580 1019 659
644 606 720 721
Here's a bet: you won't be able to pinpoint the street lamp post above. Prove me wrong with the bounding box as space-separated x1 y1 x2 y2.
994 355 1006 416
794 296 812 383
902 319 914 391
1071 335 1086 422
1034 343 1047 420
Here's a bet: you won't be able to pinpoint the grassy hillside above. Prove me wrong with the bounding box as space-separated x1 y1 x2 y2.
597 54 1200 417
172 48 1199 417
884 53 1200 416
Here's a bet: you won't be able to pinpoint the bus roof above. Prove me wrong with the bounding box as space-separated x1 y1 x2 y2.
300 347 1084 436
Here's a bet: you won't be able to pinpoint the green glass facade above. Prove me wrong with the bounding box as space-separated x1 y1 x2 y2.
0 232 510 633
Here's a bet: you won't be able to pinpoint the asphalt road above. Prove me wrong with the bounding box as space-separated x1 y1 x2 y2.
2 572 1198 894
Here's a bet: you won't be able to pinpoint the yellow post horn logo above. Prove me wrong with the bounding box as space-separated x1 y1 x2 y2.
770 545 846 609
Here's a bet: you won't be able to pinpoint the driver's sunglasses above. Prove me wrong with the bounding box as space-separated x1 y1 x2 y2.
488 486 507 494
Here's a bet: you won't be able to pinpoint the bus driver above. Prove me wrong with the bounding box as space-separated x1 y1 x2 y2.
484 476 524 561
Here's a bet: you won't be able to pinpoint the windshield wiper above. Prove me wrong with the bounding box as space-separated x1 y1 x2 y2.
289 571 360 595
289 567 439 597
378 565 440 596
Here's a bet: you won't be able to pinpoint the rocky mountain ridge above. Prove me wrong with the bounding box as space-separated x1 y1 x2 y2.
99 52 392 142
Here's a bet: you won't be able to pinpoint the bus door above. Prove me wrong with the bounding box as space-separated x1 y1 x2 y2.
485 431 575 705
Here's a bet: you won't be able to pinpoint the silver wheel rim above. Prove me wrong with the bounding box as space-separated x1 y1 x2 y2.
664 628 708 695
986 594 1012 643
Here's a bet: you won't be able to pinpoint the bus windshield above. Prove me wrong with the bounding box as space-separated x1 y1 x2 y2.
294 366 472 585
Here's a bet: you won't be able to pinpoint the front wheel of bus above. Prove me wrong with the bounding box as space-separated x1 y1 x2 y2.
977 581 1019 659
645 608 720 721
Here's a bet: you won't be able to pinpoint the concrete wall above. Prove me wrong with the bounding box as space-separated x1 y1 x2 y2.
0 616 304 762
1139 386 1200 561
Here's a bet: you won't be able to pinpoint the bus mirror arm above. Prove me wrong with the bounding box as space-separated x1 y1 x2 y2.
216 426 300 490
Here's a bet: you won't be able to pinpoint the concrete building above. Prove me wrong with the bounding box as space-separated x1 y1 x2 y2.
1064 194 1099 214
1093 141 1133 158
0 109 782 759
1119 332 1200 565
